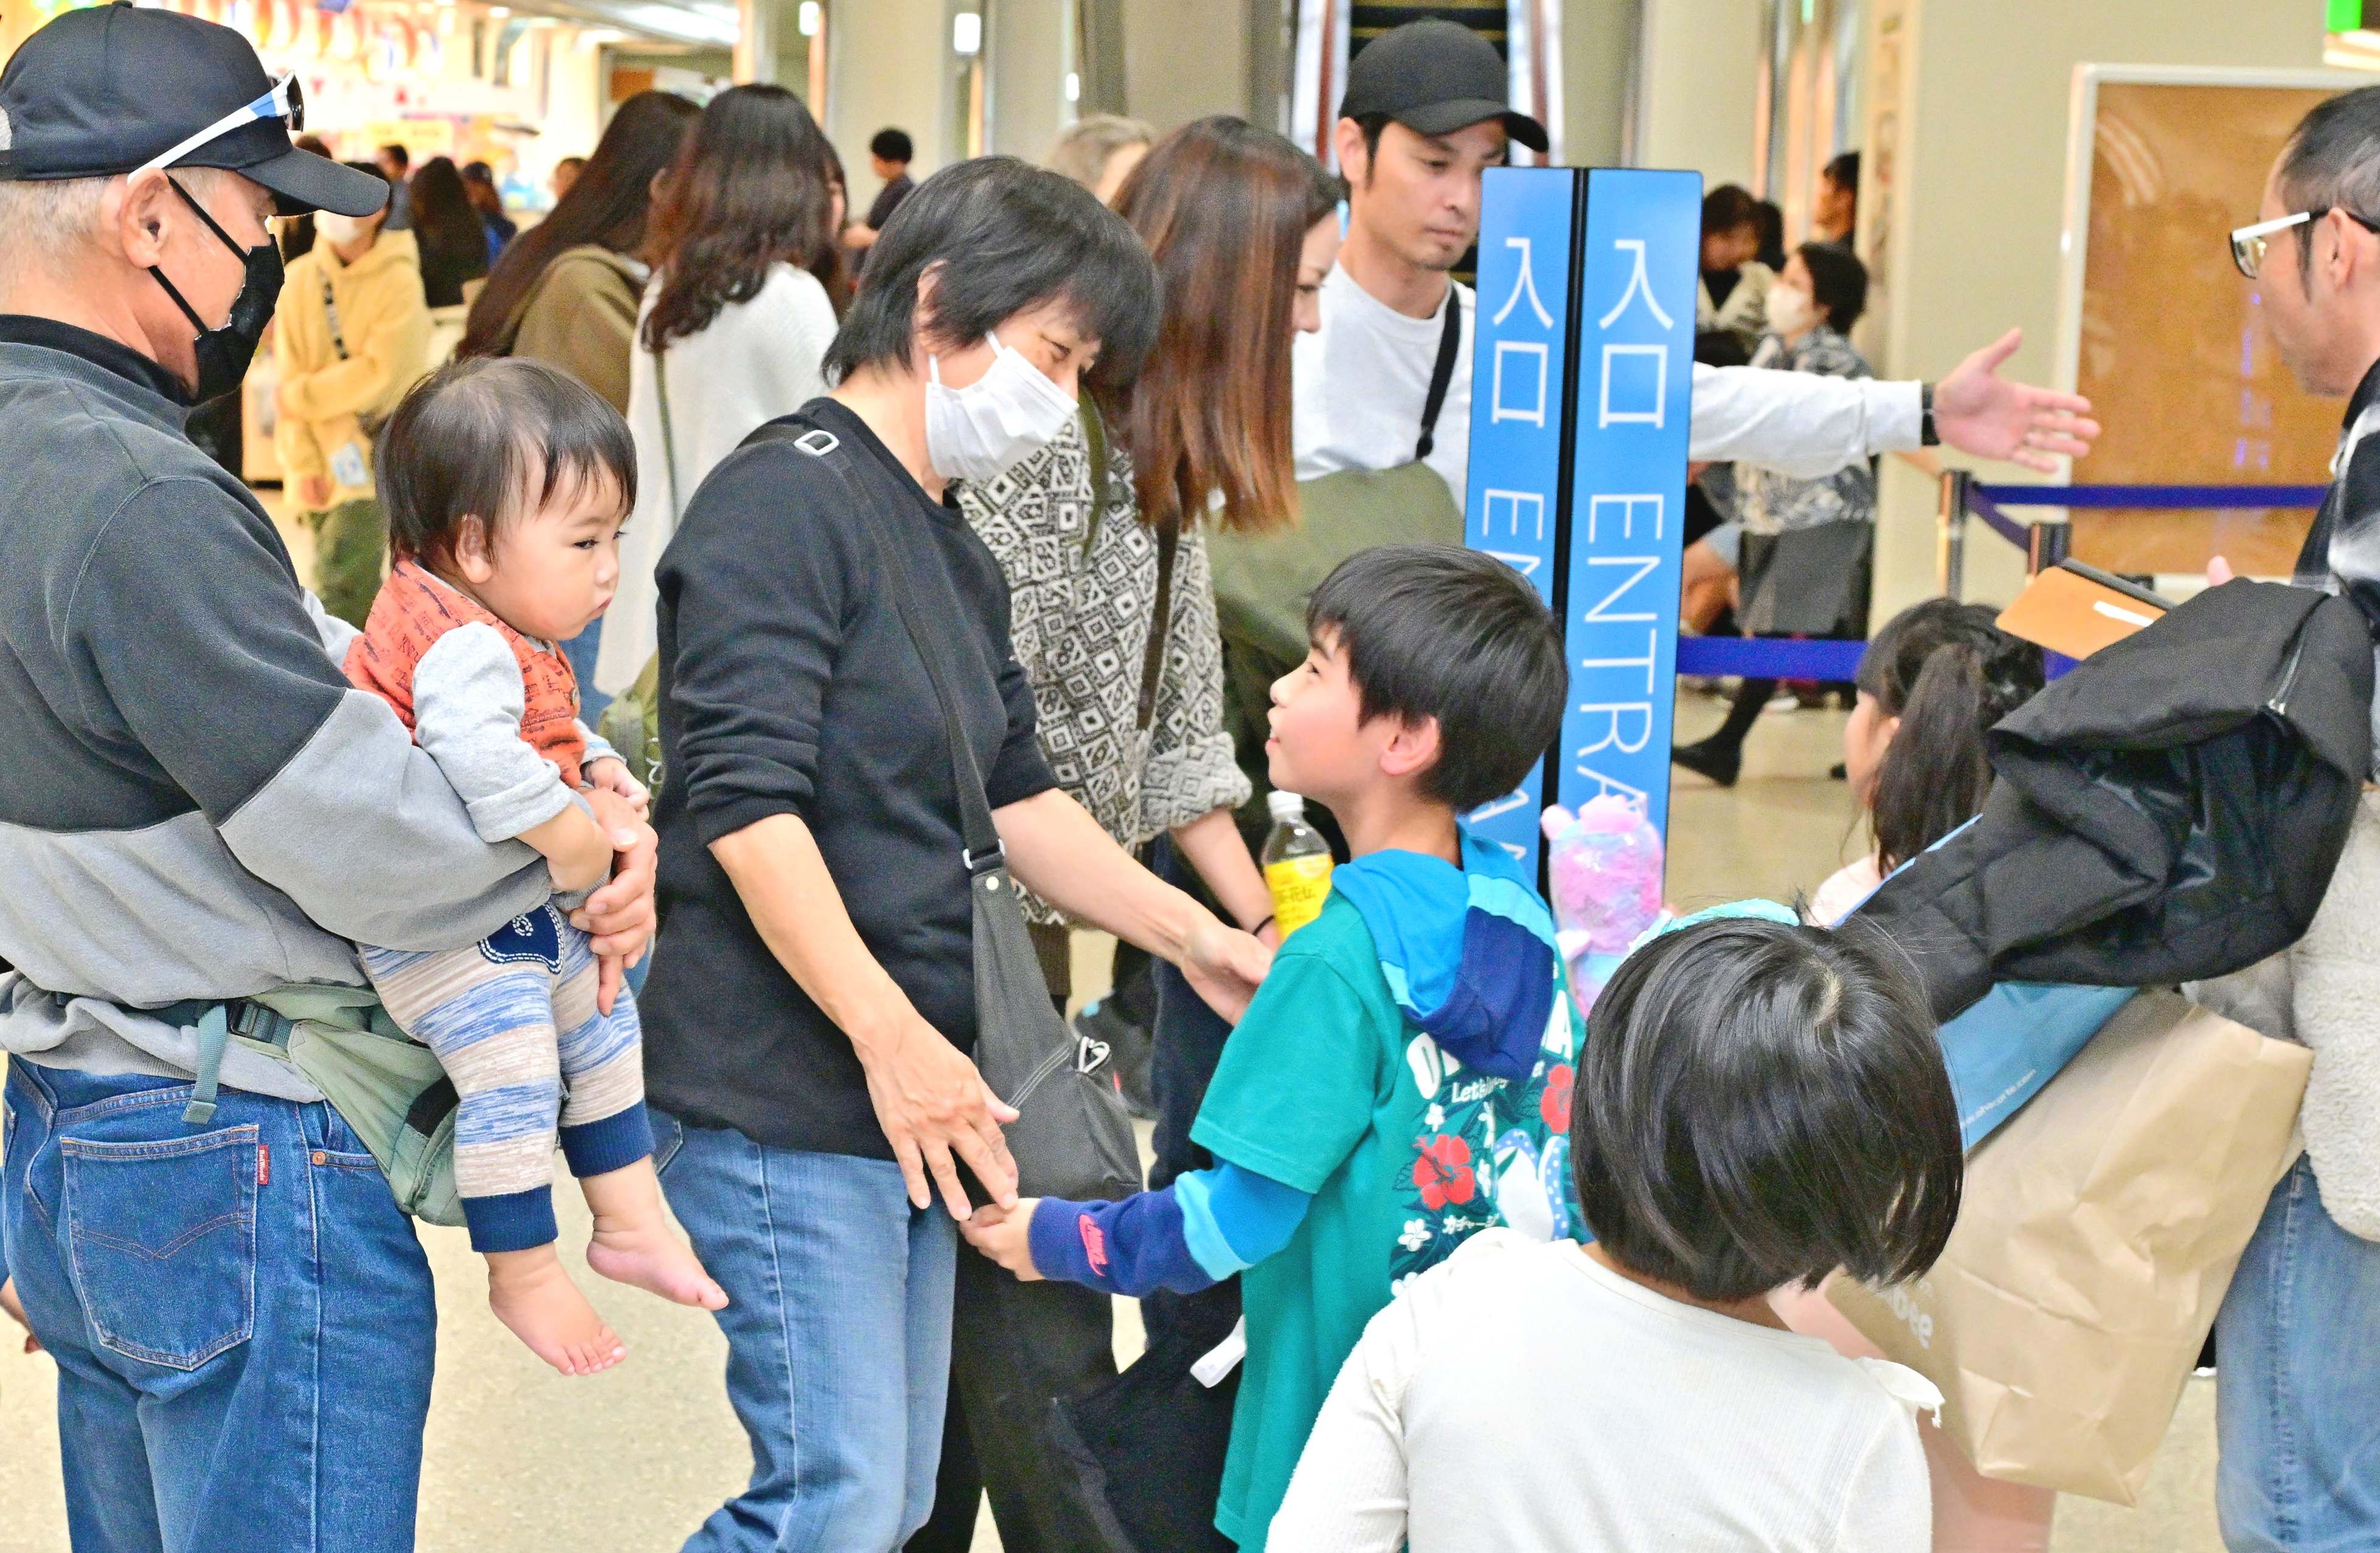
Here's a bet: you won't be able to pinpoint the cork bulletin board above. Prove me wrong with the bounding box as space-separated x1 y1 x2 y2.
2055 69 2362 576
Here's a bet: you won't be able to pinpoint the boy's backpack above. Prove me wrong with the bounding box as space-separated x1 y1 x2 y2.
595 651 665 795
165 984 463 1226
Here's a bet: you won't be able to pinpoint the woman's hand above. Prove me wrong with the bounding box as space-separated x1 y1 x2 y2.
855 1013 1021 1220
583 756 650 820
1 1276 38 1354
1181 917 1272 1023
958 1200 1044 1281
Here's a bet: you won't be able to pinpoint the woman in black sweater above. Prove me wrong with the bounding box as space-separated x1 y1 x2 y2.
642 157 1269 1553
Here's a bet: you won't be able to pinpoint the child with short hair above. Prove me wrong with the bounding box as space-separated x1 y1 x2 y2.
348 358 724 1375
964 544 1578 1548
1269 910 1965 1551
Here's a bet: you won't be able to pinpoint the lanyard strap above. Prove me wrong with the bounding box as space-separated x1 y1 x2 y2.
321 271 350 361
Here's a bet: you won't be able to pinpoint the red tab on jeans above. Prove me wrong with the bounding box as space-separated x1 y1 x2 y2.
257 1144 270 1187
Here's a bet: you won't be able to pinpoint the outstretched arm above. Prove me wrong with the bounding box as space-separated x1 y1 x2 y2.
961 1160 1313 1298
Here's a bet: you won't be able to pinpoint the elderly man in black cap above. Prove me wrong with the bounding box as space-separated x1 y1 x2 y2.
0 8 656 1547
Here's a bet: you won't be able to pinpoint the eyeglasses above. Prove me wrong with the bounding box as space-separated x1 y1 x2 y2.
133 71 305 179
2230 206 2380 279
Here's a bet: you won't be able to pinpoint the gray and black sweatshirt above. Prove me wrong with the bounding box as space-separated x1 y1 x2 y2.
0 316 549 1101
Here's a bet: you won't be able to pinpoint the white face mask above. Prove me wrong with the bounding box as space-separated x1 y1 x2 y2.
924 334 1077 482
1766 282 1819 337
316 211 370 246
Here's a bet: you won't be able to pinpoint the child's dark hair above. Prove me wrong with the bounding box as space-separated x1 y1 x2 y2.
1856 598 2045 871
1797 240 1868 332
1572 914 1963 1302
1305 545 1565 812
376 358 636 572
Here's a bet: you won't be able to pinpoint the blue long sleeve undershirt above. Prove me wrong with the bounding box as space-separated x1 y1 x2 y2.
1026 1161 1313 1297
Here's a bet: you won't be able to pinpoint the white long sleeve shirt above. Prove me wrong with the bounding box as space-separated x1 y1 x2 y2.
596 262 839 694
1291 265 1923 516
1269 1232 1938 1553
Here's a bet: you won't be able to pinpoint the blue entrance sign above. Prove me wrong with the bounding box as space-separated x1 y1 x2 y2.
1462 167 1577 872
1560 168 1698 841
1462 166 1701 877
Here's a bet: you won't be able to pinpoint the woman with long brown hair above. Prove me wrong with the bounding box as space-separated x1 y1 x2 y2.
595 83 844 695
406 155 490 308
921 114 1342 1553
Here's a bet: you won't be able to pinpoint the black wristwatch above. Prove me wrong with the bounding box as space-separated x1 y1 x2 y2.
1920 382 1941 447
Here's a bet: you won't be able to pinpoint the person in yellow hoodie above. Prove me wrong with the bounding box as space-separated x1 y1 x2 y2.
275 161 432 625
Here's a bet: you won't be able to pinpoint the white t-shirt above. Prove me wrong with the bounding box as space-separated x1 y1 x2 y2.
1291 261 1926 520
1291 265 1475 507
1269 1232 1938 1553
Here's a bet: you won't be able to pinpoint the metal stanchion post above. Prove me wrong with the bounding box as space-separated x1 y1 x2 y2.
1937 469 1971 598
2027 517 2072 576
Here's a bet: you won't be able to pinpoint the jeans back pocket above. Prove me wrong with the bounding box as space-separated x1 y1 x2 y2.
62 1124 259 1370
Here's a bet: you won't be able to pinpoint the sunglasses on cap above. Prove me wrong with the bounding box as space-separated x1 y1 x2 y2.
2230 205 2380 280
133 71 305 179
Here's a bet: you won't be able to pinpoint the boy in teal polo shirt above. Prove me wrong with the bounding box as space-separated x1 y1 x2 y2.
963 544 1578 1548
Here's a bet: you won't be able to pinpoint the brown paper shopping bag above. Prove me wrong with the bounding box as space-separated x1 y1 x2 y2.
1827 991 2310 1504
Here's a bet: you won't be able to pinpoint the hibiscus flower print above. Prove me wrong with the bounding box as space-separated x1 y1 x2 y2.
1541 1064 1575 1134
1410 1133 1476 1211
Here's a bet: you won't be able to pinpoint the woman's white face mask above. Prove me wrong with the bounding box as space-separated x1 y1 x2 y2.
923 333 1077 482
315 211 372 246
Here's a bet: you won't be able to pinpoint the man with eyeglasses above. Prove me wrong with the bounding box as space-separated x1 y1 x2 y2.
0 7 656 1548
2215 83 2380 1553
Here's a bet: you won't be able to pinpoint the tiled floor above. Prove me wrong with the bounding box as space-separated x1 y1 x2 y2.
0 642 2226 1549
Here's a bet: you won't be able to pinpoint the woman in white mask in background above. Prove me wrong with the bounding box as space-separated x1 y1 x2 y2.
271 159 431 624
1673 241 1881 789
639 156 1271 1553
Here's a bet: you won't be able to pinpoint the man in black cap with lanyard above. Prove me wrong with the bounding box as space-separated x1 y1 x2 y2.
0 9 656 1547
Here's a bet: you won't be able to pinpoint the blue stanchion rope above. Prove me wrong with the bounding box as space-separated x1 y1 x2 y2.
1972 482 2327 510
1675 637 1868 680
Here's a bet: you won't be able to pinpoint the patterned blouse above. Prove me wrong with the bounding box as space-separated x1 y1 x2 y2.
1736 324 1879 536
960 412 1252 924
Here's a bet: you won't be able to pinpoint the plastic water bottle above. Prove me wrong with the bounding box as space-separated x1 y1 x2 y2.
1262 790 1334 938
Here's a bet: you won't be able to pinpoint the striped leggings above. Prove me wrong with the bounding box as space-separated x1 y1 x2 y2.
361 904 651 1252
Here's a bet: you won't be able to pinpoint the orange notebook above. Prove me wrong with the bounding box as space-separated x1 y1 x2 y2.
1996 561 2172 660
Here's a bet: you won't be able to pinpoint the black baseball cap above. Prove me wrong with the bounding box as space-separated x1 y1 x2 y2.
0 2 386 216
1339 19 1549 154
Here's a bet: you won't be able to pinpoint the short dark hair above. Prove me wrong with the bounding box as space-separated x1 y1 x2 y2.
1823 150 1861 195
377 143 409 171
1350 111 1392 183
1701 183 1761 240
1305 545 1566 811
376 358 636 573
1572 914 1965 1303
2279 86 2380 283
870 127 914 164
824 156 1159 389
1795 239 1868 332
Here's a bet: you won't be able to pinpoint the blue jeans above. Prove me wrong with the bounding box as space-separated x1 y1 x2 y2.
2217 1155 2380 1549
654 1110 956 1553
2 1058 435 1553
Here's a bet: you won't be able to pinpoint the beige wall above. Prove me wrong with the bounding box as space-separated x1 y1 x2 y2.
1565 0 1641 168
1866 0 2325 617
828 0 953 210
1119 0 1252 133
1634 0 1761 184
988 0 1070 159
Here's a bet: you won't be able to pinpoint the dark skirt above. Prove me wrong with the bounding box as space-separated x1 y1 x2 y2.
1738 521 1875 638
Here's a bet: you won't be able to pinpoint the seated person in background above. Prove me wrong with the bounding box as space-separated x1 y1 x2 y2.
963 545 1580 1551
1675 241 1881 789
347 358 725 1374
1269 908 1963 1552
1695 184 1774 365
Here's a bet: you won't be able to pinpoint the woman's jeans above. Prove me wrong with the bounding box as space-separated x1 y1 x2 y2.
2 1057 437 1553
2216 1155 2380 1550
654 1110 955 1553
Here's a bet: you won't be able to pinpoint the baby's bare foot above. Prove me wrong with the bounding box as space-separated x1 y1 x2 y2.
587 1214 729 1310
485 1247 626 1375
581 1158 730 1311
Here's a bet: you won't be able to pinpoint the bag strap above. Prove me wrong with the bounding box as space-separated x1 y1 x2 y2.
751 421 1006 873
1414 289 1464 463
153 997 297 1124
321 271 352 362
1137 514 1179 734
654 347 685 522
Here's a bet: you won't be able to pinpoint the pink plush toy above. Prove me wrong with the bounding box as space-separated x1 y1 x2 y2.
1541 797 1667 1020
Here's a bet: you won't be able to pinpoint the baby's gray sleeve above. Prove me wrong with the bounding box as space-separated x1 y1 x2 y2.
412 623 578 843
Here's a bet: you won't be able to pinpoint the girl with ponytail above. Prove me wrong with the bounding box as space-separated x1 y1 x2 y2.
1813 598 2047 921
